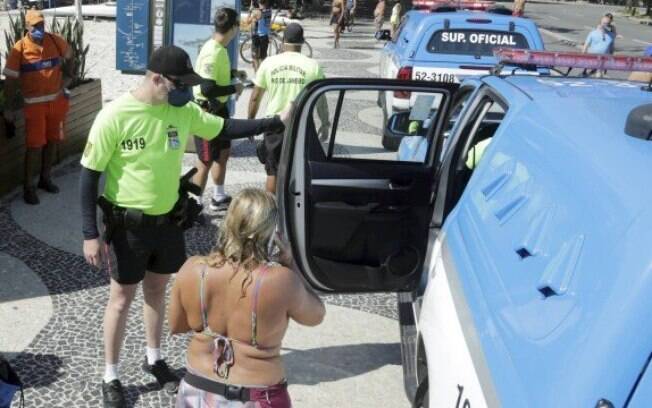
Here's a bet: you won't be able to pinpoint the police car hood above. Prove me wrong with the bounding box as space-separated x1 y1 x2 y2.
449 78 652 406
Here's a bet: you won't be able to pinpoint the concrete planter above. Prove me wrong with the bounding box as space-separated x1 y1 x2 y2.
0 78 102 196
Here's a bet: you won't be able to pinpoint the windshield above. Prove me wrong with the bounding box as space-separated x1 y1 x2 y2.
427 29 530 57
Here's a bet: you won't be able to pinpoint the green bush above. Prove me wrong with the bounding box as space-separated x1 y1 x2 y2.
3 10 90 88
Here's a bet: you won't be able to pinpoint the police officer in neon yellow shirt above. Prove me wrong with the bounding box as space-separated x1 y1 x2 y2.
192 7 246 211
78 45 286 408
248 23 329 193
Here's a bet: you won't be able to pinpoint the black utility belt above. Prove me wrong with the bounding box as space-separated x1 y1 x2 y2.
98 197 173 229
183 372 253 401
113 207 172 229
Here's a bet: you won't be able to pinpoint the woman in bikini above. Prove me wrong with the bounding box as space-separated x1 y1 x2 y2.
169 188 325 407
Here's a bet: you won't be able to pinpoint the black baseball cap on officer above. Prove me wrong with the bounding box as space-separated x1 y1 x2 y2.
283 23 304 44
147 45 204 86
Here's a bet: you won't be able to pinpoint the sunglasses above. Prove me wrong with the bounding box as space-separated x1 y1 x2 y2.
162 75 188 89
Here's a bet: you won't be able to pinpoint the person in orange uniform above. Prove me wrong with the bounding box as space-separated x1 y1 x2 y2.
3 9 73 205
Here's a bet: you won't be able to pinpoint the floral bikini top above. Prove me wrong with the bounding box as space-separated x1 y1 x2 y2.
198 263 273 379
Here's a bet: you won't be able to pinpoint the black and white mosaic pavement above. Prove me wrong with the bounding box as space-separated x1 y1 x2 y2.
0 19 399 407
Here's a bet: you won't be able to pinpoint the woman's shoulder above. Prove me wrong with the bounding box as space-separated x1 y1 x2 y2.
177 256 205 278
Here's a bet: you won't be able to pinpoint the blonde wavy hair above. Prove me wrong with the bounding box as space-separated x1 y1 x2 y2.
202 188 278 296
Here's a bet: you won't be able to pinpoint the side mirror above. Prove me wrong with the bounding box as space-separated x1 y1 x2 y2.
375 29 391 41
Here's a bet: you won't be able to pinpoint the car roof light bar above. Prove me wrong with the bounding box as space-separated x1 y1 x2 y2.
494 48 652 72
414 0 496 11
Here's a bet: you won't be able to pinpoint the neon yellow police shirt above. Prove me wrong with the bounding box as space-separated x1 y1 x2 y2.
254 51 325 116
194 38 231 104
80 92 224 215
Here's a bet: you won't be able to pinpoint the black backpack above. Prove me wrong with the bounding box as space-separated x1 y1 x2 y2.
0 355 23 408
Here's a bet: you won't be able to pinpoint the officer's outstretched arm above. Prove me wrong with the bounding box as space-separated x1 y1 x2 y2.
219 116 285 141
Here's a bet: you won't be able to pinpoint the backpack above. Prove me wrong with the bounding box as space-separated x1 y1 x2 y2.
0 355 23 408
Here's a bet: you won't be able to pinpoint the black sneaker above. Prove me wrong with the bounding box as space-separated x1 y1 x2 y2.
142 359 179 394
23 188 39 205
37 178 60 194
209 195 232 211
102 379 126 408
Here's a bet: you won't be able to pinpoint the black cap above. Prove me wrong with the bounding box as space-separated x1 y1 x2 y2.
283 23 304 44
147 45 204 86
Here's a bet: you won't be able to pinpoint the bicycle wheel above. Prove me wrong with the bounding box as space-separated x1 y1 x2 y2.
302 40 313 58
268 35 281 57
240 35 253 64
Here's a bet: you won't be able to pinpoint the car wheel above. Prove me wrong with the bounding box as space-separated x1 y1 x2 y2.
413 376 429 408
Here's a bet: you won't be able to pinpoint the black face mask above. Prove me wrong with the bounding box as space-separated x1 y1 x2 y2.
164 76 193 107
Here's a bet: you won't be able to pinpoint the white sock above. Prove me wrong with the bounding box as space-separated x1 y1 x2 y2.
213 185 226 200
103 364 119 383
146 347 161 365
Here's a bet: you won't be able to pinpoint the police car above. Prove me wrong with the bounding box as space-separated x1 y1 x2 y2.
277 50 652 407
376 1 545 150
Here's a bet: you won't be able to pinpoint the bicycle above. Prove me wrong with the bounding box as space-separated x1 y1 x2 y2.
239 9 313 64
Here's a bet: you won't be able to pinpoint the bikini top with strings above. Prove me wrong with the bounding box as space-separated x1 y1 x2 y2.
198 263 274 379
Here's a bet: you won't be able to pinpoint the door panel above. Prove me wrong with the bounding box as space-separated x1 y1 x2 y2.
279 79 458 293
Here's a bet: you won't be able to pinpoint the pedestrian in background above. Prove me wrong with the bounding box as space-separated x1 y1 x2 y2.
582 15 615 78
330 0 347 48
79 45 289 408
192 7 246 212
170 188 325 407
248 0 272 72
512 0 526 17
374 0 386 32
248 23 330 194
390 1 402 40
628 45 652 83
3 9 73 205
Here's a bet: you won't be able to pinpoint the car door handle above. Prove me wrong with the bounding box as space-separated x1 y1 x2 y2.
312 179 413 191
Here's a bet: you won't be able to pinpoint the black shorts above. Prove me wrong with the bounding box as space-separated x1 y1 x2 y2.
103 222 186 285
263 130 284 176
194 102 231 164
251 35 269 60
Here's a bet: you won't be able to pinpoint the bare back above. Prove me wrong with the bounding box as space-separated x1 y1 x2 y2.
170 256 323 386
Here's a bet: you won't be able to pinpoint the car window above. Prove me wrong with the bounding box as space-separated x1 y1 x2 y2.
310 88 447 163
427 29 530 57
440 88 475 161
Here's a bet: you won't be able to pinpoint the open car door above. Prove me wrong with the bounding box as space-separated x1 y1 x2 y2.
278 78 458 293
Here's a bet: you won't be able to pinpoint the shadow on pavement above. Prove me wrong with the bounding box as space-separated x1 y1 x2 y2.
283 342 401 385
3 352 64 389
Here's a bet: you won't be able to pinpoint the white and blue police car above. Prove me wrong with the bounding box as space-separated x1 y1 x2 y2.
277 49 652 407
377 1 545 150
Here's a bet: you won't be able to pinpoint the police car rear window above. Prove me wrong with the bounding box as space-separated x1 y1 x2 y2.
427 29 529 56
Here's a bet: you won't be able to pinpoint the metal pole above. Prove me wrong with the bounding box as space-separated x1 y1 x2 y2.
74 0 83 24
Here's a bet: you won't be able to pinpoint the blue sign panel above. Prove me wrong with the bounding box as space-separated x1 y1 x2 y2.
169 0 240 67
116 0 150 73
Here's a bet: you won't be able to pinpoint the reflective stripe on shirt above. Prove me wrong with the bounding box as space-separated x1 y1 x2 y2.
24 91 62 104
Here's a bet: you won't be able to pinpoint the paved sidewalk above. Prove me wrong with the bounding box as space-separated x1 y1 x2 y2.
0 18 410 407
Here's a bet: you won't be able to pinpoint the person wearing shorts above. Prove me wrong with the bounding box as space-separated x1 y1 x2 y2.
79 45 288 408
374 0 386 32
3 9 72 205
250 0 272 72
192 7 246 211
248 23 330 194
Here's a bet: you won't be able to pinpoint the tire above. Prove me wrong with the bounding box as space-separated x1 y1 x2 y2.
240 35 253 64
413 376 429 408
